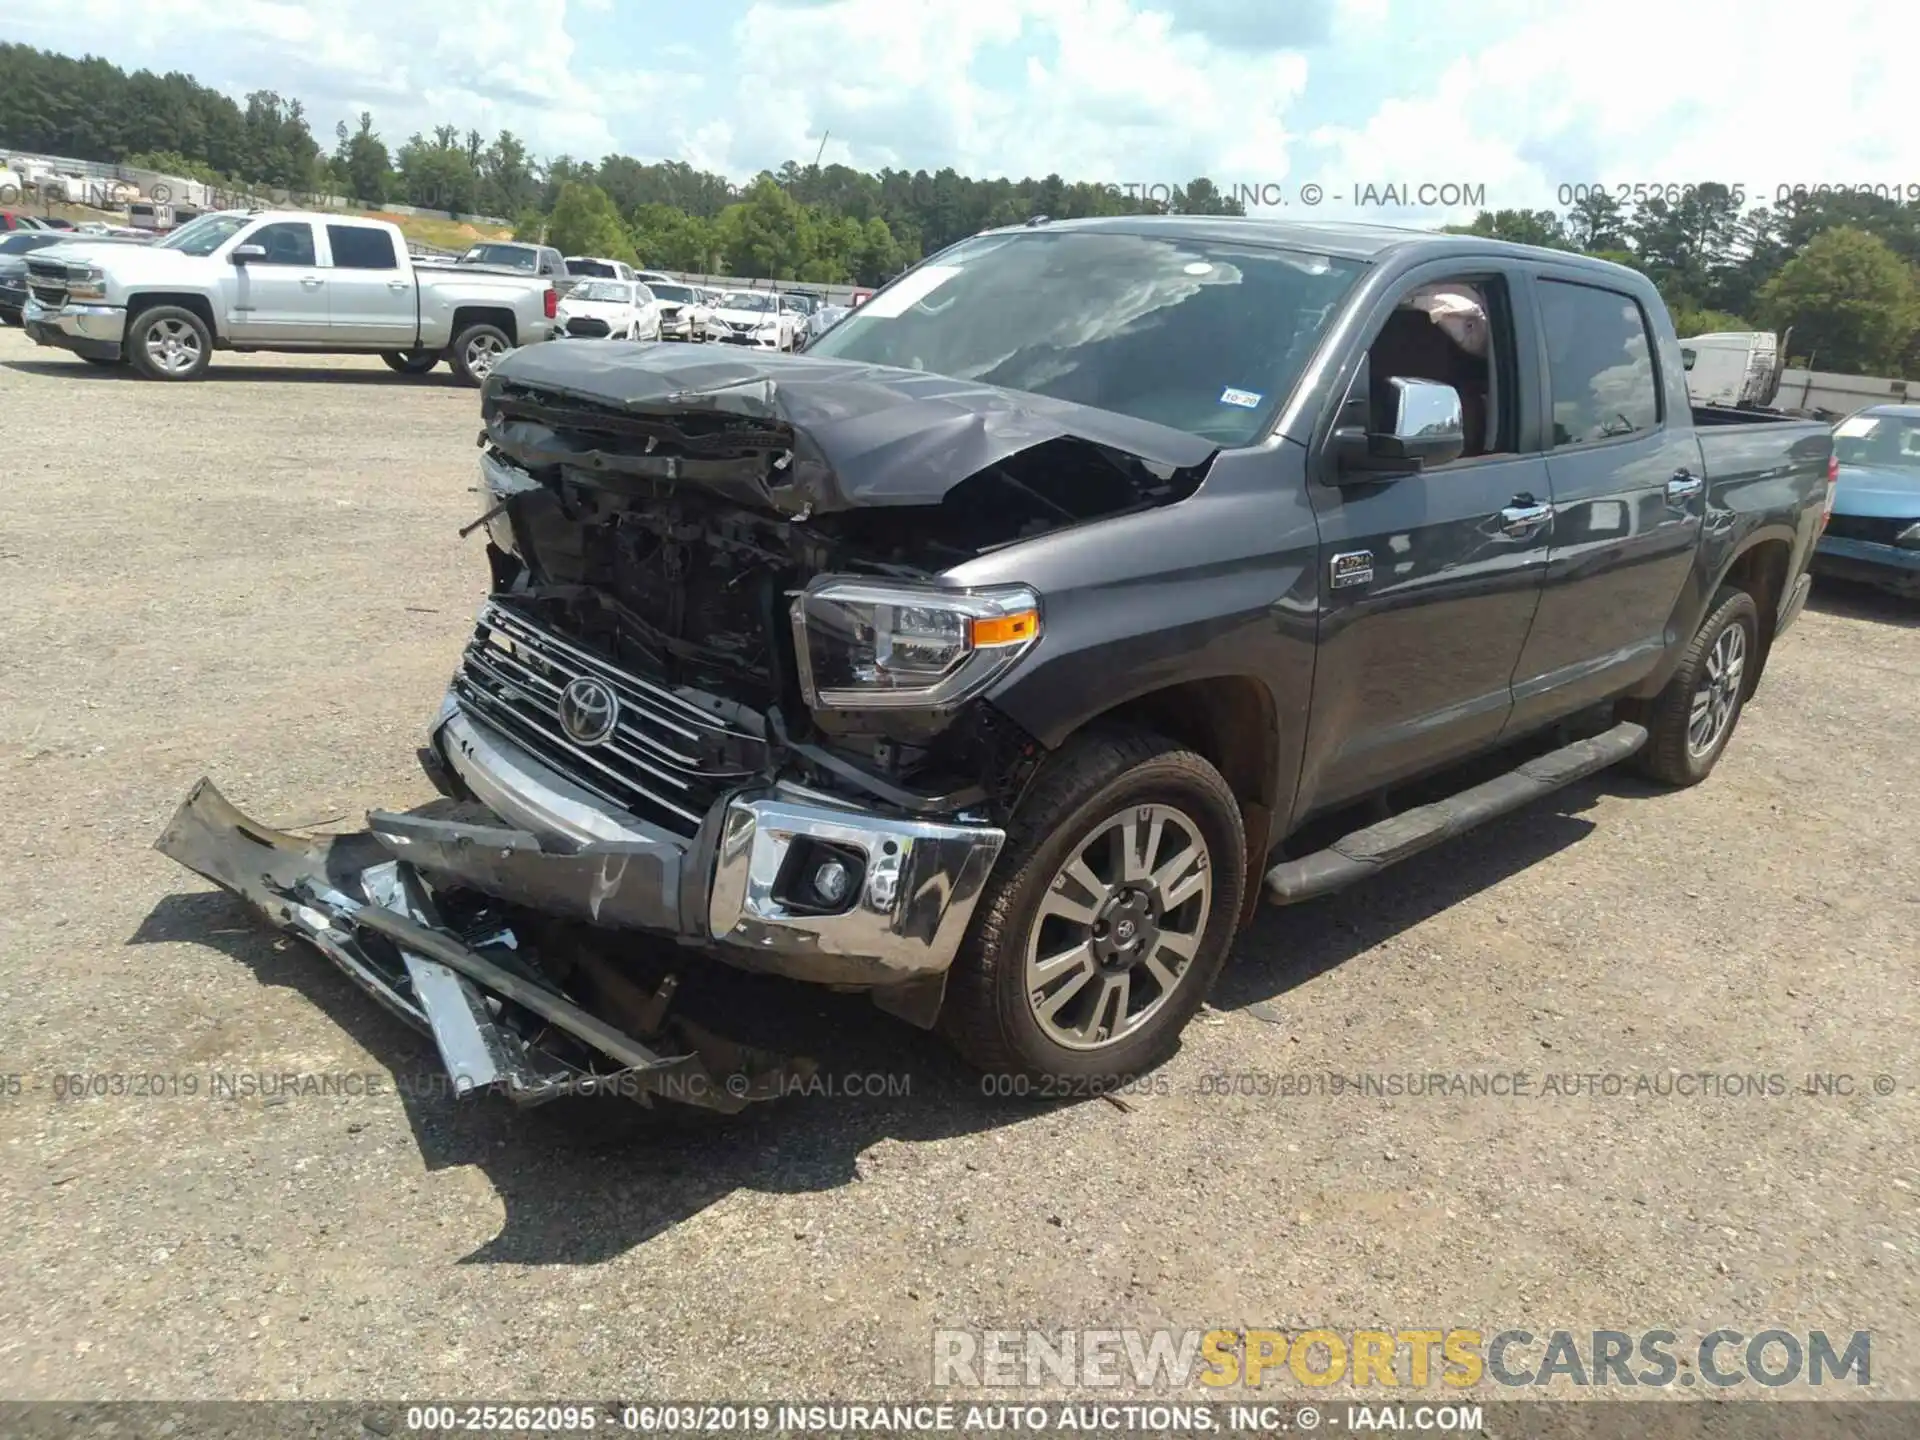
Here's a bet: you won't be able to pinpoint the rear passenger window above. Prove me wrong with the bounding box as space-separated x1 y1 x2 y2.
1538 279 1661 446
327 225 397 270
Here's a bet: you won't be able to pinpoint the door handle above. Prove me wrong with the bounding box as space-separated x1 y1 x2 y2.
388 280 409 291
300 276 323 289
1499 501 1553 536
1666 469 1703 503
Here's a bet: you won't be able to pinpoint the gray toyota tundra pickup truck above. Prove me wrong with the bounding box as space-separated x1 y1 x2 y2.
160 216 1836 1108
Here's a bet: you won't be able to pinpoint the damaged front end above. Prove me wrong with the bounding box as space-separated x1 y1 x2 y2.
158 344 1216 1110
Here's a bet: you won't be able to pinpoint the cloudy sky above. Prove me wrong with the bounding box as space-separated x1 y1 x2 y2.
8 0 1919 221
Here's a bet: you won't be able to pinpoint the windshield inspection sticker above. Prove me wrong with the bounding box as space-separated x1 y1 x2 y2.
1219 387 1263 408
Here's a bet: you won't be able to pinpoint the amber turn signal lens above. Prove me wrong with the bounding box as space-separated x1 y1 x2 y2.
969 610 1040 647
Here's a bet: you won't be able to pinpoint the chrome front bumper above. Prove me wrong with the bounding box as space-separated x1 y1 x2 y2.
423 693 1005 992
22 298 127 357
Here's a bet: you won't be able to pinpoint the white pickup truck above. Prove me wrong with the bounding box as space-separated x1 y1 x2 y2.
21 210 559 384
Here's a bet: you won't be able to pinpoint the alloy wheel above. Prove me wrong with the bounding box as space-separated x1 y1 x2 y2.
1687 620 1746 757
1023 803 1213 1051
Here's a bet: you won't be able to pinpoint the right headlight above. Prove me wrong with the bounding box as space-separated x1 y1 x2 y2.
789 577 1041 711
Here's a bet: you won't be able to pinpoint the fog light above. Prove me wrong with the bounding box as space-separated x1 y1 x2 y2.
813 860 852 906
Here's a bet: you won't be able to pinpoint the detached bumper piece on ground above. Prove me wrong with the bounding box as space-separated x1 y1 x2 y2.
155 779 816 1112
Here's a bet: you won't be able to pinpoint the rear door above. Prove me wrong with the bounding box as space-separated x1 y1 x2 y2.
224 219 325 342
322 223 416 345
1505 272 1704 733
1297 258 1555 811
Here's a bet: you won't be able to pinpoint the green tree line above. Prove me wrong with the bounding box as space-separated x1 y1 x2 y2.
5 41 1918 371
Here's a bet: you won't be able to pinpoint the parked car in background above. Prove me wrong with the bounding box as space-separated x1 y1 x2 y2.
555 278 661 340
1 230 148 325
634 270 677 286
564 256 634 282
710 288 800 349
41 217 76 231
801 301 850 346
1814 404 1920 598
452 241 568 283
1 212 49 232
22 210 558 384
643 280 717 341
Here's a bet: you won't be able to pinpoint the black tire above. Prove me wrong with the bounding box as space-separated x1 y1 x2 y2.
126 304 211 381
1631 585 1760 787
941 728 1246 1085
449 322 512 387
381 349 441 375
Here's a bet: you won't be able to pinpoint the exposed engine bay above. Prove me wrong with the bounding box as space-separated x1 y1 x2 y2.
473 359 1216 827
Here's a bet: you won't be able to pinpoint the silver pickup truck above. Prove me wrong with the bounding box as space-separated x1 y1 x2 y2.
21 210 559 384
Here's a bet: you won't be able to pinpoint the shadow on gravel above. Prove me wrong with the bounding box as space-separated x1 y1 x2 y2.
130 887 1011 1266
1806 577 1919 628
1212 782 1605 1015
129 733 1626 1265
1 358 458 386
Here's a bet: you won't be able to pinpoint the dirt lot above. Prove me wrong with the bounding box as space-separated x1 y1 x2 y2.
0 328 1915 1404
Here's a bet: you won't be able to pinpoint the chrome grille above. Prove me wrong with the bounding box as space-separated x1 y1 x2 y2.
26 259 68 309
452 600 766 837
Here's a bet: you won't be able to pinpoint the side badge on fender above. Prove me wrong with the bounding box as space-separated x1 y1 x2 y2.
1330 549 1374 589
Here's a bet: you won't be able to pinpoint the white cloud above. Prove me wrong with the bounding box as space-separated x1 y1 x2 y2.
7 0 1920 222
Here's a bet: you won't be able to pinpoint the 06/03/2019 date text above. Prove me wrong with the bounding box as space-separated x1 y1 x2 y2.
1557 181 1920 206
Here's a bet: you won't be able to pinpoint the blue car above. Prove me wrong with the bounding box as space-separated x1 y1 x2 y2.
1815 404 1920 598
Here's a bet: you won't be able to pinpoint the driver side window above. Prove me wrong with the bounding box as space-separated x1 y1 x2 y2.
247 222 316 267
1352 275 1512 464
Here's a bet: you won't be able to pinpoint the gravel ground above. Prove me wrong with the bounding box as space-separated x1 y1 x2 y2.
0 328 1915 1405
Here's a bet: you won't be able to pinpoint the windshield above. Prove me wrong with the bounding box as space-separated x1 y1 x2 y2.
0 233 59 254
718 291 775 312
571 280 633 303
650 283 693 302
1834 411 1920 471
157 213 250 256
461 243 536 271
566 258 618 277
805 229 1366 445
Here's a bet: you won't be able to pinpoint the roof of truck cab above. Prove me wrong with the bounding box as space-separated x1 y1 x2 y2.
984 213 1642 272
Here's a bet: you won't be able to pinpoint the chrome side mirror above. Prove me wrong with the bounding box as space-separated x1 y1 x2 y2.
1332 376 1466 480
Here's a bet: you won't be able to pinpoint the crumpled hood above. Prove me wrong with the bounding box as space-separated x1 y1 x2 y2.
481 343 1219 515
1835 463 1920 517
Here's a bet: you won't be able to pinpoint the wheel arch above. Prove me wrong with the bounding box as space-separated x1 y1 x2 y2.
125 291 219 344
1072 674 1283 928
450 304 518 347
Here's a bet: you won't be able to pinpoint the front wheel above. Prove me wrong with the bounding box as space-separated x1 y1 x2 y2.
941 729 1246 1085
1631 585 1760 787
127 305 211 381
449 323 511 386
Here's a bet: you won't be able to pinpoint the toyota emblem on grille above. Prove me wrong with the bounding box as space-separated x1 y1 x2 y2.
558 676 619 745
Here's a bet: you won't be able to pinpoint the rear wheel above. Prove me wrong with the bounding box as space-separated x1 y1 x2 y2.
942 729 1245 1085
449 323 511 386
1631 586 1760 787
381 349 441 375
126 305 211 381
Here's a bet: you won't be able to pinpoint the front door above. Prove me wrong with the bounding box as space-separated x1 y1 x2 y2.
1505 273 1705 732
1297 262 1554 815
322 222 417 345
223 220 326 342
